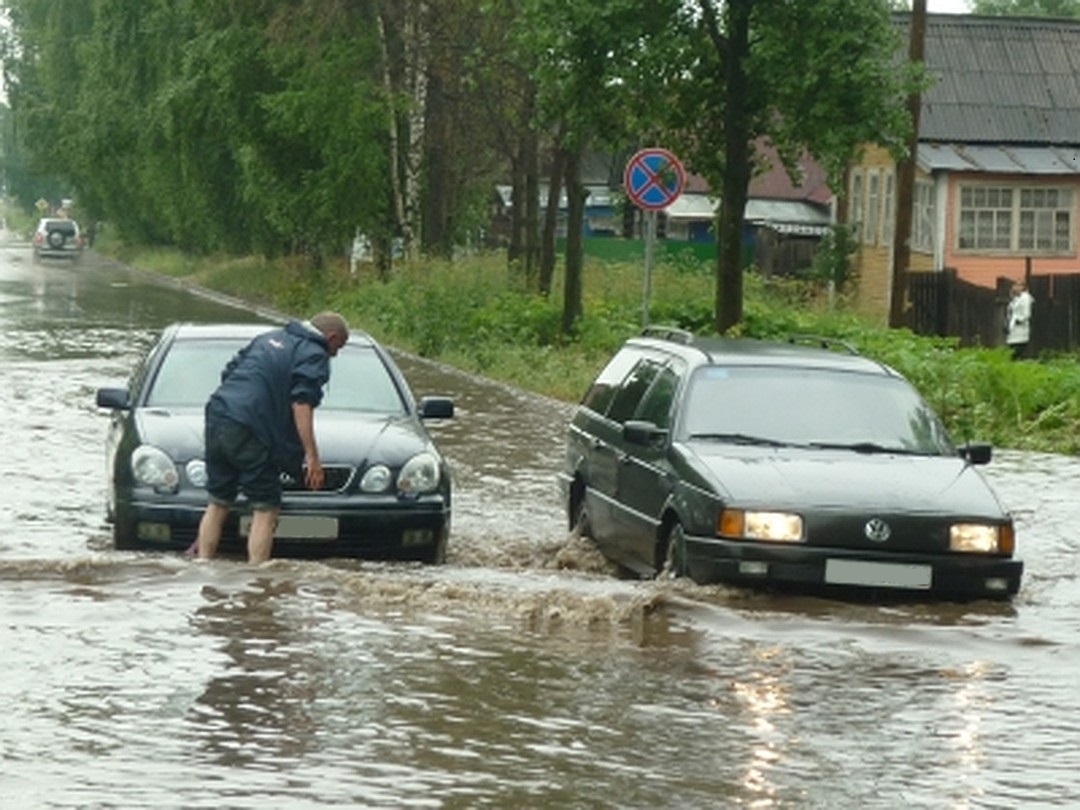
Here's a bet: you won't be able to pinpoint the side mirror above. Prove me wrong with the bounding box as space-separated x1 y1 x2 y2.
623 419 668 446
959 442 992 465
96 387 131 410
419 396 454 419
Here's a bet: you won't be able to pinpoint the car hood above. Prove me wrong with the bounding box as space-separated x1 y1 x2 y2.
134 406 436 464
683 443 1006 518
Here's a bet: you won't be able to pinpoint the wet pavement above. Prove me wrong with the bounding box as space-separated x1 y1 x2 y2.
3 238 1080 808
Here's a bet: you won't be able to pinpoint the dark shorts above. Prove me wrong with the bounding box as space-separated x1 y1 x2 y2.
204 413 282 510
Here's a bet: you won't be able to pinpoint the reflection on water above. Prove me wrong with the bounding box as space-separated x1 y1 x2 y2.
3 244 1080 806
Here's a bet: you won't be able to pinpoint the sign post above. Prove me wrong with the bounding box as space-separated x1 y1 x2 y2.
623 148 686 328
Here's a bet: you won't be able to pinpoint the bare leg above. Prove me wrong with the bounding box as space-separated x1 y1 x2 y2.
196 502 231 559
247 508 279 564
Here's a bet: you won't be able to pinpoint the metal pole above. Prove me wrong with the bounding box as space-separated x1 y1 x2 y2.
642 209 656 329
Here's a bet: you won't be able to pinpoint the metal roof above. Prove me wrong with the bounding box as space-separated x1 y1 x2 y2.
898 13 1080 145
918 142 1080 173
664 194 830 234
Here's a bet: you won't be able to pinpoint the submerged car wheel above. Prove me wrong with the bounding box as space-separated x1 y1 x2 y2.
659 521 687 579
112 513 139 551
570 488 592 540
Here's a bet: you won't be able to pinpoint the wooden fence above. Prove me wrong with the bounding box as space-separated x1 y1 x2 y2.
906 268 1080 354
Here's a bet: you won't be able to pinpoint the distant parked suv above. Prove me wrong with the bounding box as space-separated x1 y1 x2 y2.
559 327 1023 601
32 218 83 263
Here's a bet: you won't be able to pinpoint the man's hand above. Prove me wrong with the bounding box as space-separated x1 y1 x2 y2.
292 402 323 490
304 453 325 491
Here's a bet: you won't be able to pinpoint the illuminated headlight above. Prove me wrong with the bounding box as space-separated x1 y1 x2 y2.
360 464 393 493
398 452 440 495
186 459 207 488
950 523 1012 554
719 509 803 543
131 445 179 492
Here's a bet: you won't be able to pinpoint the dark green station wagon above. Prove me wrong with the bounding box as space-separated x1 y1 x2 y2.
559 328 1023 601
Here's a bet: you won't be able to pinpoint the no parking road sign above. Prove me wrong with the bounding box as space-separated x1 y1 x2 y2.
623 148 686 211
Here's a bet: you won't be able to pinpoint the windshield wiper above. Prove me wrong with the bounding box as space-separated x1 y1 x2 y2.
805 441 926 455
689 432 789 447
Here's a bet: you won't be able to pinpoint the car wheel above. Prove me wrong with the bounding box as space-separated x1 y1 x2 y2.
570 489 591 540
112 513 139 550
658 521 687 579
47 230 65 249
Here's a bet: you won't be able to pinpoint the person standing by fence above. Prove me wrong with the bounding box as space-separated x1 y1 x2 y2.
1005 280 1034 360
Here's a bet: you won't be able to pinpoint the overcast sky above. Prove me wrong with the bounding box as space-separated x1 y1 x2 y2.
926 0 972 11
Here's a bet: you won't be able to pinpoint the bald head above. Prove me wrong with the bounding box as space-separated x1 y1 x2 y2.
310 311 349 356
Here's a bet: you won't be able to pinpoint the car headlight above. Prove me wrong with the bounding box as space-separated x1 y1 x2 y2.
360 464 393 493
186 459 207 488
398 452 440 495
719 509 804 543
131 445 180 492
950 523 1013 554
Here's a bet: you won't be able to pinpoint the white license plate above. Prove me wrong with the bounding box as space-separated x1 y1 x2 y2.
825 559 932 589
240 515 338 540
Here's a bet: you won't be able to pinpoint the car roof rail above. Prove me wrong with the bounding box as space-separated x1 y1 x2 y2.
786 334 861 356
641 324 694 345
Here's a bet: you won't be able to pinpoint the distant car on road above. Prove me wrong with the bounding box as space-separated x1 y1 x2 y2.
560 327 1023 601
32 218 84 263
95 322 455 563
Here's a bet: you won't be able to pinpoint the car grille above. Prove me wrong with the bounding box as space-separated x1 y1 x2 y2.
281 465 354 493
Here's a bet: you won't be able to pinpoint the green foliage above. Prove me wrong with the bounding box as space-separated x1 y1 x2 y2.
103 239 1080 455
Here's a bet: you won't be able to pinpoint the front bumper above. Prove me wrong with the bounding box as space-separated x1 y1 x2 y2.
114 490 450 561
683 534 1023 601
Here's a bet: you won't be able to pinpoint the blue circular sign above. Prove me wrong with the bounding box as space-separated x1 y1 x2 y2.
623 148 686 211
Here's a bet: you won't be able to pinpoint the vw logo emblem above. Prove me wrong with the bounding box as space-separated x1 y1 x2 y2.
864 518 891 543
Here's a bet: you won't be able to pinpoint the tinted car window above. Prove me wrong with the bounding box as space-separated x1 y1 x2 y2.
680 365 955 454
320 348 406 413
634 363 680 429
581 348 642 415
607 359 662 425
145 340 246 407
145 339 406 414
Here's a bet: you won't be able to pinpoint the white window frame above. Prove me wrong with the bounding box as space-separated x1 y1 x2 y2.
865 169 881 246
849 171 864 244
912 178 935 253
882 170 895 247
957 183 1074 254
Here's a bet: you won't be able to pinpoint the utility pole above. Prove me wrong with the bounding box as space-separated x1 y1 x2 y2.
890 0 926 328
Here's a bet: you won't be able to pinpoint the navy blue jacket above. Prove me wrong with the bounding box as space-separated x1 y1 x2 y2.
207 320 331 476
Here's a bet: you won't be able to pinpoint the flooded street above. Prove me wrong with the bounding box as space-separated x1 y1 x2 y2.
3 238 1080 808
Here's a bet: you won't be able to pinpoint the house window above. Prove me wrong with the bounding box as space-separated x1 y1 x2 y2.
882 170 895 247
913 179 934 253
958 184 1073 254
865 170 881 246
1018 188 1072 252
849 171 864 243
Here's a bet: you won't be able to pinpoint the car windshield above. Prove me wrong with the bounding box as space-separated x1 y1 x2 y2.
680 365 955 455
145 338 407 414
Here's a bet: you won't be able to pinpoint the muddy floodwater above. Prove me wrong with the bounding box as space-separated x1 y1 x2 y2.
3 237 1080 808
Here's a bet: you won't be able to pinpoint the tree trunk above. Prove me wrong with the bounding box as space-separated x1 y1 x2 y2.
401 0 429 263
890 0 926 327
540 133 567 297
562 147 585 334
523 126 540 290
715 0 753 334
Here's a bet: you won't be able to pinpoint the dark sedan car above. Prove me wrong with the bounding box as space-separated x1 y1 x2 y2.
559 328 1023 601
95 322 454 562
